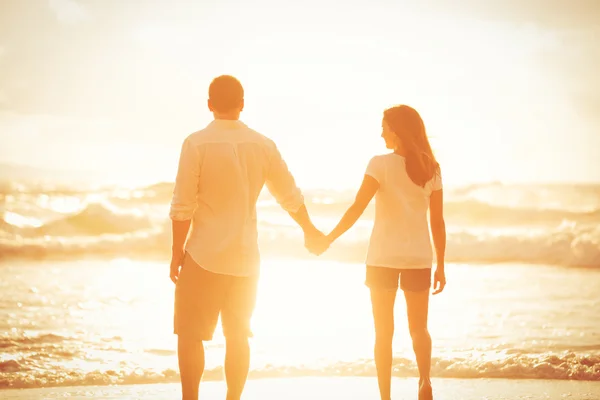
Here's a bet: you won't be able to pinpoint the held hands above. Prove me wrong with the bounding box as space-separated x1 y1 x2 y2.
304 227 332 256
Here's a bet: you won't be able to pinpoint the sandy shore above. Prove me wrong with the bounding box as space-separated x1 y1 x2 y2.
3 377 600 400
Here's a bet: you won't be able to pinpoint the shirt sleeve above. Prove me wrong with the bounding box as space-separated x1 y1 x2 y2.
365 156 384 184
265 140 304 213
169 137 201 221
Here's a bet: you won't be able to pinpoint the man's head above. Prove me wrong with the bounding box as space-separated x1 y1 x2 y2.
208 75 244 119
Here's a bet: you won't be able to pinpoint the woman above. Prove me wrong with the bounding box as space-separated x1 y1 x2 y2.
321 105 446 400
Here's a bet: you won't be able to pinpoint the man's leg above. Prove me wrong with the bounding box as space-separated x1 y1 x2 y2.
174 255 223 400
178 337 205 400
224 336 250 400
221 275 258 400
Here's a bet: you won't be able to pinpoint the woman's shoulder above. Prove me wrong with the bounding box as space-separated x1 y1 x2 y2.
370 152 401 163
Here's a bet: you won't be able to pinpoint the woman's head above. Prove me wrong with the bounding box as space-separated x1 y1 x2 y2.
382 105 439 187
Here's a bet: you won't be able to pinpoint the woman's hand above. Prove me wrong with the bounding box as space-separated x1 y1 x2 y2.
305 231 331 255
432 266 446 295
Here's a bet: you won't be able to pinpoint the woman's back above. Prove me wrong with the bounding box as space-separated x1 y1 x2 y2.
365 153 442 269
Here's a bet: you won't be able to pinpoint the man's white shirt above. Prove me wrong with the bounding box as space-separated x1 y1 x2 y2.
170 119 304 277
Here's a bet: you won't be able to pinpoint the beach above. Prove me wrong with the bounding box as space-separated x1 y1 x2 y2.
1 183 599 397
4 378 600 399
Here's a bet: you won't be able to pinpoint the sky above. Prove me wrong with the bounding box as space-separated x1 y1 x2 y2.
0 0 599 188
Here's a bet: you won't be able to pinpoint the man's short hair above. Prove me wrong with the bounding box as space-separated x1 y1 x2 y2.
208 75 244 112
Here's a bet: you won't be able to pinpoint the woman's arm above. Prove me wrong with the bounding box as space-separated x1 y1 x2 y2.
327 175 379 244
429 189 446 294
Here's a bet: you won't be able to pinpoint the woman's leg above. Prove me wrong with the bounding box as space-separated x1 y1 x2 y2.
403 287 432 399
370 288 397 400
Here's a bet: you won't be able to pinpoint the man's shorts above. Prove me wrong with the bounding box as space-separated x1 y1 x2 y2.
365 266 431 292
174 253 258 341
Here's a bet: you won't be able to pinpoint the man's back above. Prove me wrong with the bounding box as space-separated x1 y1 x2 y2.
170 119 303 277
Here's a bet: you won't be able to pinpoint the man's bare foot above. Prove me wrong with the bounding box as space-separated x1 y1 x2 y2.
418 378 433 400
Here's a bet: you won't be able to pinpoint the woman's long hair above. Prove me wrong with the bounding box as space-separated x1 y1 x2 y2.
384 105 439 187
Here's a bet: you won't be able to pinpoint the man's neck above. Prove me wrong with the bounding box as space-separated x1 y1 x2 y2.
213 112 240 120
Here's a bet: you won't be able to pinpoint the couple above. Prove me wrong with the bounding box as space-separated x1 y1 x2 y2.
169 75 446 400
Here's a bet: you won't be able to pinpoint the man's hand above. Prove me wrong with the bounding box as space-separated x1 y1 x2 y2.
305 228 330 255
432 266 446 295
170 219 191 284
170 248 185 284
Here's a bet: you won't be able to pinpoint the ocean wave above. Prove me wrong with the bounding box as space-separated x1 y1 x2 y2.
3 181 600 213
3 179 600 212
2 202 155 236
320 223 600 267
443 200 600 226
1 353 598 388
36 203 154 236
0 333 67 349
2 222 597 267
1 183 599 267
3 197 598 239
0 228 168 260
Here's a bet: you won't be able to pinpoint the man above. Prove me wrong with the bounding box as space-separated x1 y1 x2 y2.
169 75 323 400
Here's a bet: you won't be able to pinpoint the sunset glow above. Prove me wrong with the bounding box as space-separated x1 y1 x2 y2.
1 1 599 188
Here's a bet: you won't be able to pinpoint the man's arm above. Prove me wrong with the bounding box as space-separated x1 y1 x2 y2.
265 141 321 238
288 204 320 235
172 220 192 254
169 137 201 283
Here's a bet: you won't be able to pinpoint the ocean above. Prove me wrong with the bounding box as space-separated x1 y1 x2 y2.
0 181 599 389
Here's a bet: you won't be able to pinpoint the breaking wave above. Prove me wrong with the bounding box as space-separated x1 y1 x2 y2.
1 182 598 267
1 221 598 267
1 352 598 389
